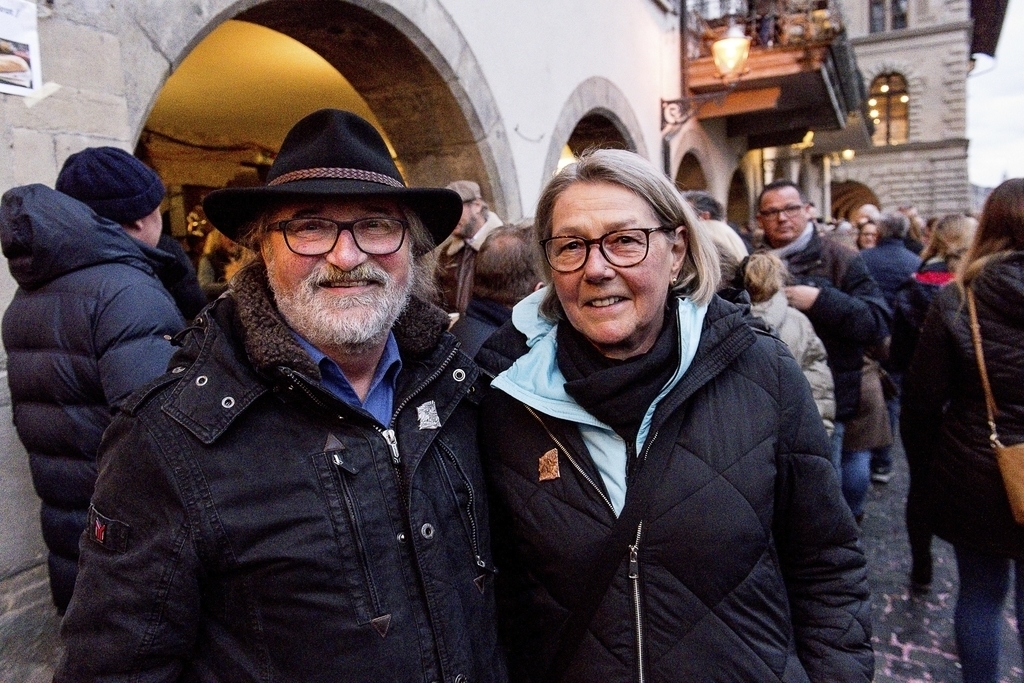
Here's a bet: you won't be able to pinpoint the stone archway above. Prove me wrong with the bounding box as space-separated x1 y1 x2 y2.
566 113 632 156
726 168 749 225
675 153 707 192
831 180 881 220
125 0 520 219
541 77 647 189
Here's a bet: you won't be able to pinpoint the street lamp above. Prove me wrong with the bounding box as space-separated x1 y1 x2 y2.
661 23 752 127
711 24 751 84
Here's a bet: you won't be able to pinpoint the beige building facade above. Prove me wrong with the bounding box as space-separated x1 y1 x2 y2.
831 0 976 218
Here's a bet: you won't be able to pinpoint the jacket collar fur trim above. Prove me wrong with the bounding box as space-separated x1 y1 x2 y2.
230 261 452 380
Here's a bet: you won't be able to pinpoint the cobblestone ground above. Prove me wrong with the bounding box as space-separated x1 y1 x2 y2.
862 436 1022 682
1 439 1021 681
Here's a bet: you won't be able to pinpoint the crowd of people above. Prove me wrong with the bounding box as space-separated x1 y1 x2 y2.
0 108 1021 682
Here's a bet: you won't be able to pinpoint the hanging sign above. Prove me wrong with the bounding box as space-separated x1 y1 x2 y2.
0 0 41 97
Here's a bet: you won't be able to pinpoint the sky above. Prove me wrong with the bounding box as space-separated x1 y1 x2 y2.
966 0 1024 187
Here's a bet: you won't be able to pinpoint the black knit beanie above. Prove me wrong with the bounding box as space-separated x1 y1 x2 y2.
55 146 165 224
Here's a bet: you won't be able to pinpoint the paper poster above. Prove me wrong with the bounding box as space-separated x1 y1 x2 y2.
0 0 41 96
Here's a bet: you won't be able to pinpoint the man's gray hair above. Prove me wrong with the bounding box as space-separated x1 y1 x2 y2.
534 148 719 321
877 212 910 240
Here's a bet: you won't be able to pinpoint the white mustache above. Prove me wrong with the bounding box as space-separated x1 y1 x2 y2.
307 263 388 289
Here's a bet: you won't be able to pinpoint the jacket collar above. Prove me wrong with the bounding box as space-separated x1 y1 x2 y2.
161 261 455 444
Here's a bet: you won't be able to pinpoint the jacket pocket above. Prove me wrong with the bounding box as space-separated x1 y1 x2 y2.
433 437 490 575
311 450 388 626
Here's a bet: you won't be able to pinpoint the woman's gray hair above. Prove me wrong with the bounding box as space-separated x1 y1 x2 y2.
534 148 720 320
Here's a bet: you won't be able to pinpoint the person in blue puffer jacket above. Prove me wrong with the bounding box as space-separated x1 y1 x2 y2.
0 148 185 612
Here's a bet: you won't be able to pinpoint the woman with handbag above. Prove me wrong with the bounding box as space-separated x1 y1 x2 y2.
476 149 873 682
901 177 1024 683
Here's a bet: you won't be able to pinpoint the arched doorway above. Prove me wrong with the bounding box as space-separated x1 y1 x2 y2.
139 0 514 253
566 113 632 157
726 168 749 226
831 181 881 221
675 153 707 192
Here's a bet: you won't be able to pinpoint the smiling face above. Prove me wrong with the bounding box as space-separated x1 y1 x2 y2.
857 222 879 249
262 198 413 353
549 181 687 360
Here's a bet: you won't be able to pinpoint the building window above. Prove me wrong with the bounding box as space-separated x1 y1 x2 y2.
868 73 909 145
869 0 908 32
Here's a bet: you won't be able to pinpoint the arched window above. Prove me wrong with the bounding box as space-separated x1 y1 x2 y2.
868 73 908 146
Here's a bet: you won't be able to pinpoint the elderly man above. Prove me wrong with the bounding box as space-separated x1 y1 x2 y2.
432 179 503 314
56 110 505 683
756 180 890 521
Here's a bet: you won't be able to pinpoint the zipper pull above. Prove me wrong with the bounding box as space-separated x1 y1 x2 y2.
381 428 400 465
629 545 639 579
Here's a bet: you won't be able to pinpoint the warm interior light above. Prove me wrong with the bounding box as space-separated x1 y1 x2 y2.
841 149 855 161
900 94 909 103
869 109 879 118
712 24 751 84
868 98 877 106
880 84 890 93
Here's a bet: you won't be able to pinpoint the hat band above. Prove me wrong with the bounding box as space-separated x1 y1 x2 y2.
268 167 405 189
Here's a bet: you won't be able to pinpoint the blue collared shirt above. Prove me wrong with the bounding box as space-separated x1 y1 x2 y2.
291 331 403 426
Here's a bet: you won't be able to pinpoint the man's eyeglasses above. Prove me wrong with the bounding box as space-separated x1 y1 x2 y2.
273 217 408 257
758 204 805 221
540 226 675 273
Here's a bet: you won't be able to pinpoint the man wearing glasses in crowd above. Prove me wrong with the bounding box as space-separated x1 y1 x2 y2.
756 180 889 515
56 110 505 683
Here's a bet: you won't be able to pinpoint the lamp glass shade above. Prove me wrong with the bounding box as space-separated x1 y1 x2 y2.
712 26 751 83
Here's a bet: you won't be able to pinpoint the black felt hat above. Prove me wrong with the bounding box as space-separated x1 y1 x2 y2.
203 109 462 245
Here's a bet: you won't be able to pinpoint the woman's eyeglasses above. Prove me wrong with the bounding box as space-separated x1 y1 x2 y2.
540 226 675 273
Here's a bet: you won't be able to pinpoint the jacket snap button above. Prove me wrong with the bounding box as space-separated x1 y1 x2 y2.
397 532 406 543
221 396 235 409
420 523 434 539
171 367 185 374
195 375 209 386
452 368 466 382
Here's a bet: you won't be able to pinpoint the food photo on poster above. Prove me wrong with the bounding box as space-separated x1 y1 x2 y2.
0 0 41 96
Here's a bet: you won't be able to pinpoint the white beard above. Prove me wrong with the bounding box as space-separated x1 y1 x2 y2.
266 257 412 355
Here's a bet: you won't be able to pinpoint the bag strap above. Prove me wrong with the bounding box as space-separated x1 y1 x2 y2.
545 428 676 683
966 288 1004 448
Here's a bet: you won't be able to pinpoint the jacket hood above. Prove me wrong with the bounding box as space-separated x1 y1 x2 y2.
0 184 161 290
972 251 1024 327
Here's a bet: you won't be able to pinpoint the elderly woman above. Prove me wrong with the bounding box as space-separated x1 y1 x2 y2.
476 149 873 683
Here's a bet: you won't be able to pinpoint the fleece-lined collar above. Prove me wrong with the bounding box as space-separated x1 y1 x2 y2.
229 262 452 380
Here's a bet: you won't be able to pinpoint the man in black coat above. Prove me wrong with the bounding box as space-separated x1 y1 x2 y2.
1 148 188 612
55 110 505 683
756 180 890 486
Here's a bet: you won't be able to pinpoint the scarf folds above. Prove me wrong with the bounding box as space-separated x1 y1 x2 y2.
492 287 706 514
769 222 814 260
556 307 679 445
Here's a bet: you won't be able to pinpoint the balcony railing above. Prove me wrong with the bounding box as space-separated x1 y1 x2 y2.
685 0 844 62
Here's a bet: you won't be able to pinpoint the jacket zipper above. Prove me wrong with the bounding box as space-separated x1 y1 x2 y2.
524 406 616 516
523 404 661 682
384 345 460 509
437 440 488 570
629 521 645 683
331 451 383 615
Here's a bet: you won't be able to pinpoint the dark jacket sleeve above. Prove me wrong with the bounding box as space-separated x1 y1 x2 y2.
94 277 183 409
805 253 890 346
899 292 956 474
56 411 201 683
773 348 874 682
